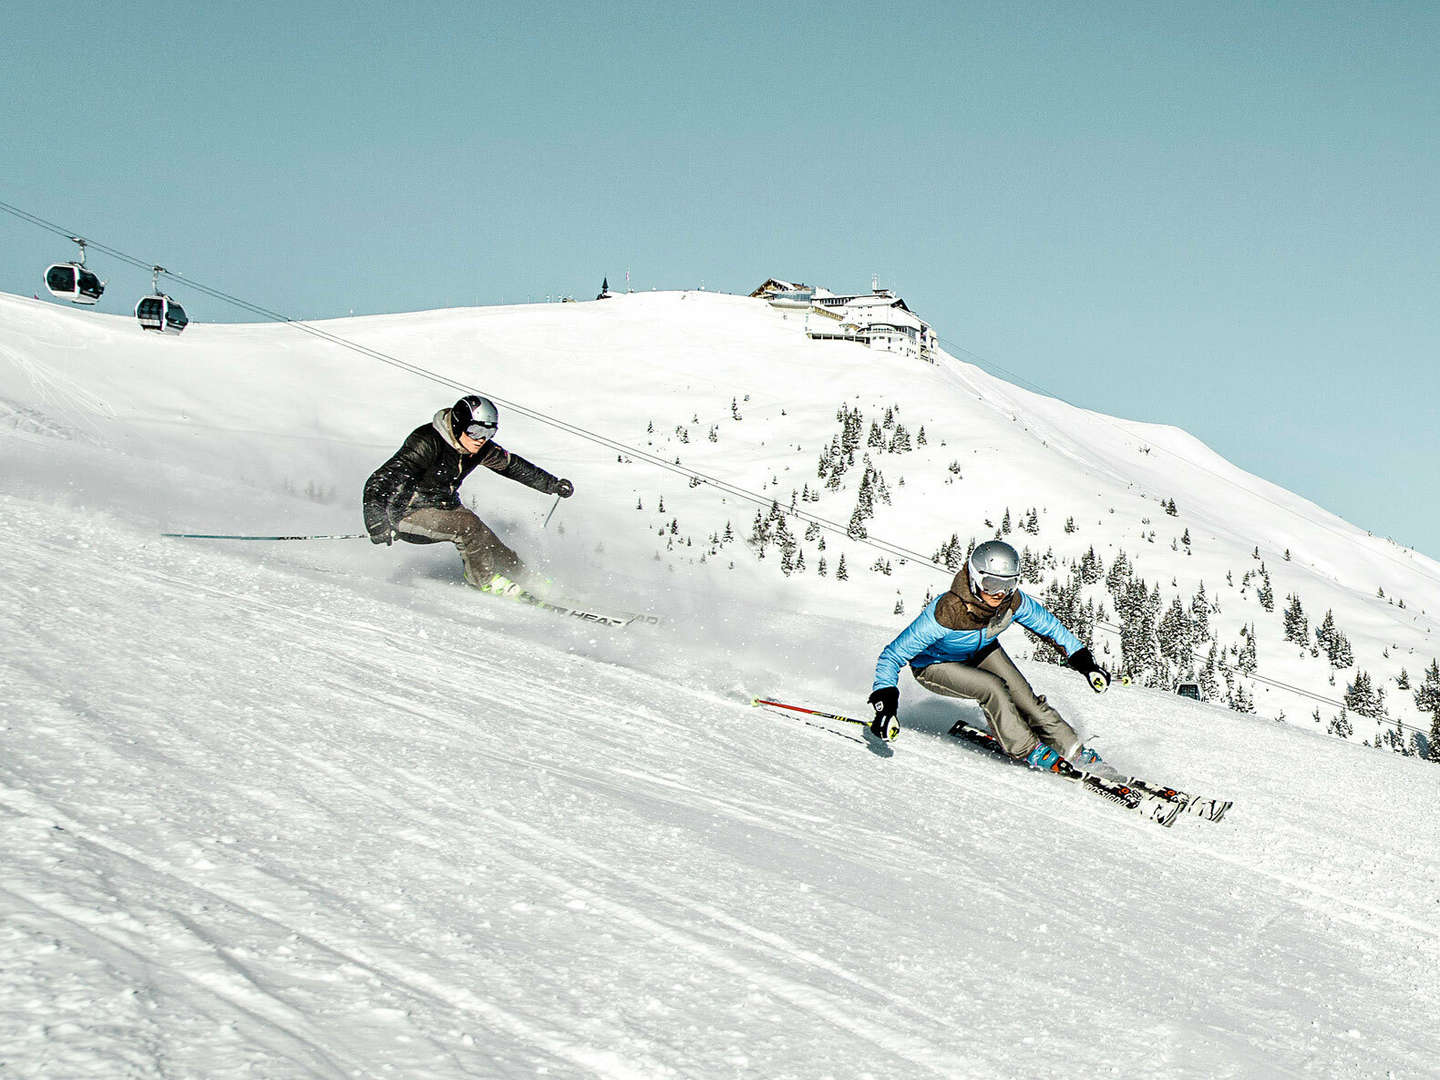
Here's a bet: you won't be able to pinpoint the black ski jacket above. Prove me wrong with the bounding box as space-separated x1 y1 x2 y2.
363 410 562 541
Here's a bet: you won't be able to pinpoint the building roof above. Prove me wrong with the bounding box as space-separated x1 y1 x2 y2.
749 278 809 298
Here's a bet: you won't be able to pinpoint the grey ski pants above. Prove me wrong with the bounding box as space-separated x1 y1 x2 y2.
397 506 525 588
912 645 1080 760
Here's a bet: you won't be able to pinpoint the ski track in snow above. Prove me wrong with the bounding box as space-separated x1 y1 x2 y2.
5 493 1440 1079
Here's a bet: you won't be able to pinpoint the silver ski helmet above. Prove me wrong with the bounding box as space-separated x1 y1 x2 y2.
968 539 1020 598
451 395 499 442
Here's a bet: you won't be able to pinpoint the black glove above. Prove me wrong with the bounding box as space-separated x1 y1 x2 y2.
363 503 396 545
552 478 574 498
1066 647 1111 694
867 686 900 739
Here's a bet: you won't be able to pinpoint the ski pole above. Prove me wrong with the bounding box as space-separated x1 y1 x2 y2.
161 532 370 541
542 495 561 529
751 697 898 741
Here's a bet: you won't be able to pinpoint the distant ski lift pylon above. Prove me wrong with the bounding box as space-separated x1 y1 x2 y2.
135 265 189 334
44 237 106 305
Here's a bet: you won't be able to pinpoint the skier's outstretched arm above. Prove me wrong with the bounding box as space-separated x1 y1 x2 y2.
483 443 573 497
1014 594 1110 692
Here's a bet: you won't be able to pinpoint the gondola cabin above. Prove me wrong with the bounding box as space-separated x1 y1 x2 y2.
44 261 105 304
136 293 189 334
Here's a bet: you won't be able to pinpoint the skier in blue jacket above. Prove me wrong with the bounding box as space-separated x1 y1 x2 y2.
869 540 1111 770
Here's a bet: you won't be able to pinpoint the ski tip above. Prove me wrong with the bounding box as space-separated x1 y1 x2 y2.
1152 798 1183 827
1182 797 1233 823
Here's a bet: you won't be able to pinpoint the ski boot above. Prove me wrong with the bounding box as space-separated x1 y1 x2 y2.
1024 743 1067 773
479 573 523 597
1071 745 1125 783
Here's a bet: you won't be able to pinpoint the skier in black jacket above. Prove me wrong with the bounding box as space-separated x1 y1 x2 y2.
363 395 573 589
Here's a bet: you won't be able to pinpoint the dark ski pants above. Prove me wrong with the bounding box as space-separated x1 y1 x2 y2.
913 645 1080 760
397 506 525 588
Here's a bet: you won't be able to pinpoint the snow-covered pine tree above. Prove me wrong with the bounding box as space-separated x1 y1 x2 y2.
847 504 867 540
1199 643 1221 701
1238 625 1259 675
1283 593 1308 645
1414 659 1440 716
1190 582 1211 641
1328 708 1353 739
1257 570 1274 612
933 533 963 570
841 407 864 456
1330 630 1355 670
1119 578 1161 685
1020 546 1043 584
873 467 892 505
1105 549 1132 597
1158 596 1193 673
749 511 768 555
1343 671 1386 720
1232 681 1256 713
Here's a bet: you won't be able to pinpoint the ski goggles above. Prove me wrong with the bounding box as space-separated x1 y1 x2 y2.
974 572 1019 596
463 420 497 441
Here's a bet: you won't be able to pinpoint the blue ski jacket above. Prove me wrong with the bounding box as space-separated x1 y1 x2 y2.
872 588 1084 692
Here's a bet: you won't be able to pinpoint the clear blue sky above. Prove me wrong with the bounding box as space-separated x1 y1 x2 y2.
4 2 1437 557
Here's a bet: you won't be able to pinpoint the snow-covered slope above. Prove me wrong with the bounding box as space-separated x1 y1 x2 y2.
3 289 1439 1078
5 288 1435 736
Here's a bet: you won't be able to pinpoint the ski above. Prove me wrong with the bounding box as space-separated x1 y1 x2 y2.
478 577 658 629
1071 760 1230 823
947 721 1183 828
1128 779 1231 823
